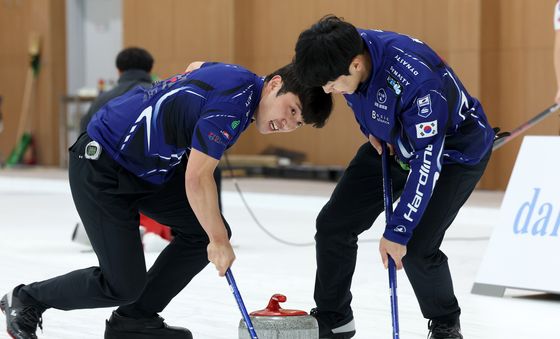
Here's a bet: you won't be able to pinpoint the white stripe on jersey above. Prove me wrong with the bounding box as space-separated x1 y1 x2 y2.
184 90 206 99
203 114 237 120
231 84 254 99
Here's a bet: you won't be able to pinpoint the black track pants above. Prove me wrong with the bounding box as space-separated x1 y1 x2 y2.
19 133 228 317
314 142 490 322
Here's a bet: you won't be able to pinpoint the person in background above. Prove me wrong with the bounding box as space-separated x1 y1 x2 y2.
1 62 333 339
77 47 180 248
294 16 495 339
80 47 155 131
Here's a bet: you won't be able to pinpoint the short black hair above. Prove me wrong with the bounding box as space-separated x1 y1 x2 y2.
116 47 154 73
294 15 364 87
265 63 333 128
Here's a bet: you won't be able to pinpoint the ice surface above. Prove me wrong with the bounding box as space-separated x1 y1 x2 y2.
0 174 557 338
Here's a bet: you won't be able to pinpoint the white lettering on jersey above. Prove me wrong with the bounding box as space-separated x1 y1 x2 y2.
394 55 419 76
371 110 390 125
377 88 387 103
392 47 432 72
394 225 407 233
404 144 433 222
389 66 411 86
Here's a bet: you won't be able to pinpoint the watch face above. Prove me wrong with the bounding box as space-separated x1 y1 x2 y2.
86 145 98 156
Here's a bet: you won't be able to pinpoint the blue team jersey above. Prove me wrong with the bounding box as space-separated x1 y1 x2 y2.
88 62 263 184
346 29 495 244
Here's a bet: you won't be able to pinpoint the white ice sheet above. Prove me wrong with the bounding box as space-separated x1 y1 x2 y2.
0 175 557 338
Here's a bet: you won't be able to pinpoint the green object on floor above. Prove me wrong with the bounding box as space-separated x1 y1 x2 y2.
6 132 32 166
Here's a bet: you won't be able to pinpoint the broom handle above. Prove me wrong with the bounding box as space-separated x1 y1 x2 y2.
15 68 34 144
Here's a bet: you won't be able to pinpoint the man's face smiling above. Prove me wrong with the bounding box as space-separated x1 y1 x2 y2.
255 75 304 134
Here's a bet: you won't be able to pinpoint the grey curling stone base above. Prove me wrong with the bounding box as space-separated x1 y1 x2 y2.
239 315 318 339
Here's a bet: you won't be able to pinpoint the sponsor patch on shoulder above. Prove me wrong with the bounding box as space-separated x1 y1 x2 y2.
220 130 231 140
416 94 432 118
208 132 226 145
415 120 438 138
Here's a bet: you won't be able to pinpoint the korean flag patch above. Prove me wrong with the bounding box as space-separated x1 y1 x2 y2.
415 120 438 138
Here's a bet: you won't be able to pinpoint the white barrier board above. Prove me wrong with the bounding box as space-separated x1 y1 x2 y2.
472 136 560 296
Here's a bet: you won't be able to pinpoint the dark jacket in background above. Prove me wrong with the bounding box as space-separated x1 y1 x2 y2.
80 69 153 132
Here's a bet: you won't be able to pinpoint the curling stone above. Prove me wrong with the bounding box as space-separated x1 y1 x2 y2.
238 294 318 339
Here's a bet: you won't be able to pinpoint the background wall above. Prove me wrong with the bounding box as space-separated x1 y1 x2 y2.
66 0 123 95
1 0 558 189
0 0 66 166
487 0 559 188
123 0 235 78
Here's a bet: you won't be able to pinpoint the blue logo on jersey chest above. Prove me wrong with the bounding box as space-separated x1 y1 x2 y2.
386 75 402 96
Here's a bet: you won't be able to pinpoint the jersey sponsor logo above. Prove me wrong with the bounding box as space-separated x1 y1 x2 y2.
371 110 390 125
417 94 432 118
389 66 410 86
404 144 433 222
144 73 188 101
394 55 419 76
205 114 236 120
374 102 388 110
394 225 407 233
415 120 438 138
208 132 226 146
220 130 231 140
231 120 240 129
376 88 387 104
245 90 254 107
386 75 403 96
